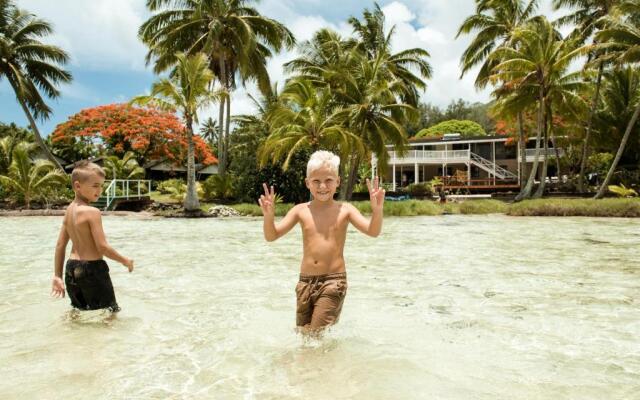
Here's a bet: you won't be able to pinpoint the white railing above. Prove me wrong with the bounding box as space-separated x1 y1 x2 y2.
389 149 471 162
470 152 518 180
524 148 564 158
104 179 152 210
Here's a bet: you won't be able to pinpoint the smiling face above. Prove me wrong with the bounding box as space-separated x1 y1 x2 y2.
73 172 105 203
305 165 340 202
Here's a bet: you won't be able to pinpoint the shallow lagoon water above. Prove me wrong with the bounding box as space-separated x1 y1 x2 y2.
0 215 639 399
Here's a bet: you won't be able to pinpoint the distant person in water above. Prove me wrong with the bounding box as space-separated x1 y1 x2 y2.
51 161 134 312
259 150 385 335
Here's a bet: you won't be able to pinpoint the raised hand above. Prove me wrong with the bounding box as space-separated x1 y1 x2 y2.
51 276 65 298
258 183 276 217
367 176 385 212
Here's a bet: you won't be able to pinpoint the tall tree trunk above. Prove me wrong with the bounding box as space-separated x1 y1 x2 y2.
345 154 360 200
338 158 348 200
578 62 604 193
184 115 200 212
533 116 549 199
9 79 65 172
517 112 526 189
594 98 640 199
225 92 231 170
217 56 227 176
516 88 545 201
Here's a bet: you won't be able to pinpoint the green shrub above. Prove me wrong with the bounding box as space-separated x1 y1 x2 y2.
508 198 640 217
457 199 508 214
157 179 185 195
407 182 433 197
202 174 235 200
232 202 293 216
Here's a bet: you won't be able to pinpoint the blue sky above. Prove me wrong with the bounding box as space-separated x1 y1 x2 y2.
1 0 565 135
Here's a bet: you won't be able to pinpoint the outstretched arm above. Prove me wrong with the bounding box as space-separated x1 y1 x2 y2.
348 177 384 237
259 183 299 241
51 221 69 298
87 209 134 272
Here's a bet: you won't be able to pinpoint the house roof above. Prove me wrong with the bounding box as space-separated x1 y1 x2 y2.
63 156 106 171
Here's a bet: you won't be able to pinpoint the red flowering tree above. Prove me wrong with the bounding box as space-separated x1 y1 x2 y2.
51 103 217 165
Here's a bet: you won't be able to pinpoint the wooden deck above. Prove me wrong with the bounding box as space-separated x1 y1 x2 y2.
439 177 519 192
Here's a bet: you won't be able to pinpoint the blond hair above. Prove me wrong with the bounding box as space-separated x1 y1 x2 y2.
307 150 340 177
71 160 105 184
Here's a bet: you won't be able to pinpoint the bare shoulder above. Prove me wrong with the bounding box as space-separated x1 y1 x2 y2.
80 205 102 220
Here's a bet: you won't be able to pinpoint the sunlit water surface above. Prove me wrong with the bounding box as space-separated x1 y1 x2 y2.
0 215 639 399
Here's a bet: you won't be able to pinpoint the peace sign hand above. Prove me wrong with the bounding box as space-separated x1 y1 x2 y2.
367 176 385 212
258 183 276 218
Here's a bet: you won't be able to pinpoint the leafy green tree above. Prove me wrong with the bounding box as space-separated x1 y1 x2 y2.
0 1 72 171
416 119 487 137
592 0 640 198
0 141 67 208
132 53 218 212
139 0 295 176
553 0 620 192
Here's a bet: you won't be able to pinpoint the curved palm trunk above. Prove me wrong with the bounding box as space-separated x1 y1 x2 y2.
518 112 526 189
345 154 360 200
9 79 65 172
217 56 227 177
578 62 604 193
533 118 549 199
594 99 640 199
516 88 545 202
184 115 200 212
225 93 231 169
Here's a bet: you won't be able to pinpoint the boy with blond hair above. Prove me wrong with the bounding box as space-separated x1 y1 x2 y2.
51 161 133 312
259 150 385 333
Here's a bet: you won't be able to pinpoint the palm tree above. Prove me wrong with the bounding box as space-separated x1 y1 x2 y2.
132 53 218 212
0 0 71 171
489 17 586 200
139 0 295 177
553 0 620 192
0 141 67 208
348 4 432 107
199 117 218 148
592 67 640 162
337 52 415 199
458 0 539 188
284 7 430 199
259 78 363 170
104 151 145 180
592 0 640 198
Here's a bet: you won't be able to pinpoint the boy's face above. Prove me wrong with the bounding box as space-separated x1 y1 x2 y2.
305 166 340 202
73 173 104 203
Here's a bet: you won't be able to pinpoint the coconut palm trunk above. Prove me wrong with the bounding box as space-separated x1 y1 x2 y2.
516 87 545 201
8 78 64 172
579 62 604 192
345 154 360 200
594 97 640 199
518 112 526 188
533 117 550 198
225 91 231 169
217 56 227 177
184 114 200 211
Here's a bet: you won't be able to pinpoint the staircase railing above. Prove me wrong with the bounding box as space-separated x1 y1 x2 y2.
103 179 152 210
469 152 517 180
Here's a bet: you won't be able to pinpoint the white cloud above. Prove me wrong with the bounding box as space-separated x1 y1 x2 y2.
18 0 150 71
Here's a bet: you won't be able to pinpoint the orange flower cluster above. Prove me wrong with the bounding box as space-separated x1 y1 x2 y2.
52 103 217 165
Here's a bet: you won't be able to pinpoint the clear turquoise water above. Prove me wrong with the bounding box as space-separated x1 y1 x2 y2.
0 215 639 399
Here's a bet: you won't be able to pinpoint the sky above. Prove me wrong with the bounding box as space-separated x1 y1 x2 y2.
0 0 569 135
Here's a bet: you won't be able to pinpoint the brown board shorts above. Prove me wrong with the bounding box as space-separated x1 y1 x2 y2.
295 272 348 330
